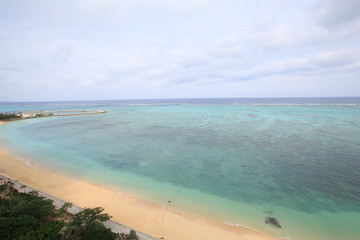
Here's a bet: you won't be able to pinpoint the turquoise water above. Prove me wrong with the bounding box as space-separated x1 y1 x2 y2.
1 98 360 240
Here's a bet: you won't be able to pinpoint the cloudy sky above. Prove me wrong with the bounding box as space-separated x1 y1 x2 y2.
1 0 360 101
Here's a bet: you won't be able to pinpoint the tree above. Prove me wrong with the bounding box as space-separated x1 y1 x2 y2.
1 184 140 240
0 112 21 120
20 220 64 240
56 202 73 218
0 188 63 240
81 222 119 240
70 207 111 228
126 230 139 240
0 215 37 239
5 180 15 195
63 207 113 240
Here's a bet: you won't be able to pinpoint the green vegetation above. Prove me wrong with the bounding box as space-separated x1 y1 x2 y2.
0 181 139 240
0 112 21 120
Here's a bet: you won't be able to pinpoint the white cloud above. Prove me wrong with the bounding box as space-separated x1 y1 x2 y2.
217 48 360 82
314 0 360 27
0 0 359 100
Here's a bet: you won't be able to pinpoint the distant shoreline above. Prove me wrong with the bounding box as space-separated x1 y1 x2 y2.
0 109 107 122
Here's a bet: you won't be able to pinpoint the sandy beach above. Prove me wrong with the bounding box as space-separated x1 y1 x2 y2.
0 142 279 240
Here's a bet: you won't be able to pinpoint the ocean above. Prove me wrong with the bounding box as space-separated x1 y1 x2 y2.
1 98 360 240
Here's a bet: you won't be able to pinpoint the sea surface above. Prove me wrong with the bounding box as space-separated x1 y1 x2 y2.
1 98 360 240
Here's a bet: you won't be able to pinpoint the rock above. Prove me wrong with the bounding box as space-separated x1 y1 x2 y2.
265 217 281 228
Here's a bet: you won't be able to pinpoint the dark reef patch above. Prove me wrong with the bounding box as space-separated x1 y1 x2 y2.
265 217 281 228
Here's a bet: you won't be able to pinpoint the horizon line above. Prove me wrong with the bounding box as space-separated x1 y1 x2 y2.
1 96 360 103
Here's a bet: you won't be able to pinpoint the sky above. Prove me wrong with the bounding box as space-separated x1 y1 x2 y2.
0 0 360 101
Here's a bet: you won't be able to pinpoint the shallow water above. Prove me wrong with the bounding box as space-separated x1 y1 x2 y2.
1 98 360 240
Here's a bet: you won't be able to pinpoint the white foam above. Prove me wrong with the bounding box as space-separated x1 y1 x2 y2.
224 221 257 231
234 103 360 106
275 235 293 240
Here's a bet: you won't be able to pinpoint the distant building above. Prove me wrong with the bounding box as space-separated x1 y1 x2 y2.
20 111 53 118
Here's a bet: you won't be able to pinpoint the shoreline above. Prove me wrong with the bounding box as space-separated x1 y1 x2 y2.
0 109 107 121
0 174 158 240
0 128 279 240
0 149 280 240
